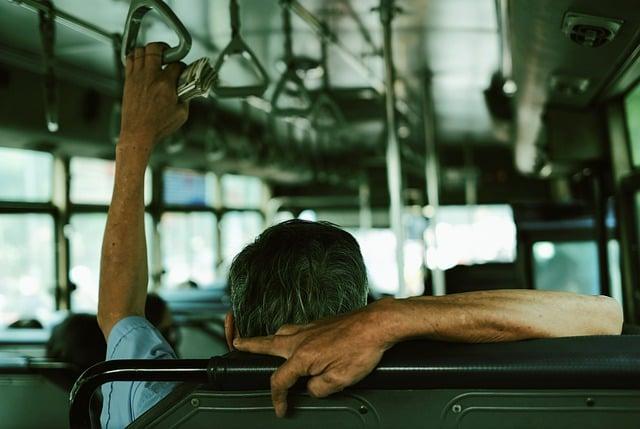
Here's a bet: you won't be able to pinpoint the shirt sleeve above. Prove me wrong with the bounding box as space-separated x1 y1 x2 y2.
100 316 178 429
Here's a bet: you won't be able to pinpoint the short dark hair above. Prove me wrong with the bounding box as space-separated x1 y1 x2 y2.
46 314 106 372
229 219 368 337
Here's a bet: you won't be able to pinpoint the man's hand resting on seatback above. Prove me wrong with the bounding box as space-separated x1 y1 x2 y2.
234 290 623 418
234 298 398 418
97 42 189 339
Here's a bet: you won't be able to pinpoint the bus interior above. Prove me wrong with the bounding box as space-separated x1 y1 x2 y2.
1 0 640 428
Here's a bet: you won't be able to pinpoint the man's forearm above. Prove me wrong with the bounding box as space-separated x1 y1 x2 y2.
97 141 152 337
378 290 623 346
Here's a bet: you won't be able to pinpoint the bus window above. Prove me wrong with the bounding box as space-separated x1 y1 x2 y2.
0 214 55 326
70 157 152 205
69 213 154 311
220 211 264 269
0 147 52 202
624 82 640 167
163 168 217 207
221 175 265 209
532 241 600 295
160 212 217 288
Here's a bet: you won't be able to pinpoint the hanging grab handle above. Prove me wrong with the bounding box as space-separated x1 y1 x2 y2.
212 0 269 98
271 3 312 117
271 67 313 117
121 0 192 65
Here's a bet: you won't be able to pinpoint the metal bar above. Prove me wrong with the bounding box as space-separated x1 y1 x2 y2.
340 0 380 56
285 0 385 94
423 76 446 296
379 0 405 297
359 177 373 230
9 0 116 43
593 171 611 297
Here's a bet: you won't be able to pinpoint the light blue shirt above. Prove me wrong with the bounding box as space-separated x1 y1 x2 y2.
100 316 177 429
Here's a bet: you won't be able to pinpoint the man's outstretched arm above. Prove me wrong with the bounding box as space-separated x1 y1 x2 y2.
234 290 623 417
97 43 188 339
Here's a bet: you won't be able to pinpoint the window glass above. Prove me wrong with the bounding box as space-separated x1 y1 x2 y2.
160 212 217 288
624 82 640 167
0 214 55 325
424 205 517 270
70 157 152 205
220 211 263 267
0 147 52 202
221 175 264 209
347 227 425 297
163 168 216 207
533 241 600 295
69 213 154 312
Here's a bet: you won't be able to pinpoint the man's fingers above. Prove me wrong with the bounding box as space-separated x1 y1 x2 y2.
307 372 345 398
164 62 185 85
271 359 307 418
133 47 145 71
233 335 291 359
276 324 302 336
125 53 134 77
144 42 169 71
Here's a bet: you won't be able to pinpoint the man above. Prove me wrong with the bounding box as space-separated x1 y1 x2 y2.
97 42 623 427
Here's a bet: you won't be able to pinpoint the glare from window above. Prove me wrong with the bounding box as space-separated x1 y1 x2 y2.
220 211 264 269
347 228 425 297
70 157 152 205
533 241 600 295
0 214 55 326
69 213 154 312
161 212 217 288
163 168 217 207
273 211 295 225
0 147 52 202
298 209 318 221
624 82 640 167
424 205 517 270
221 175 264 209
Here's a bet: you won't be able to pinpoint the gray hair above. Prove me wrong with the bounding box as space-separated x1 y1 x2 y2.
229 220 368 337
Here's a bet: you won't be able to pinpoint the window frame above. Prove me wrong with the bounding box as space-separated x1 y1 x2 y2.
0 149 63 315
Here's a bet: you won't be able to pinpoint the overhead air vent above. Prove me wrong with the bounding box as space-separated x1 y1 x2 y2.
562 12 623 48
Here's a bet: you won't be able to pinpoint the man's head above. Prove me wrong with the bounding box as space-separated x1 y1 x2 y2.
227 220 368 340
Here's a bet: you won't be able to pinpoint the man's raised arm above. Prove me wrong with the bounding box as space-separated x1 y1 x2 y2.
234 290 623 417
97 43 188 339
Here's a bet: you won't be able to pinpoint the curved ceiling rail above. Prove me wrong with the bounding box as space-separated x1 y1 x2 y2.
283 0 385 95
211 0 270 99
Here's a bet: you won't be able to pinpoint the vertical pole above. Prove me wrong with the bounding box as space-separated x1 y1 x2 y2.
593 171 611 296
423 77 446 296
53 156 70 309
379 0 406 297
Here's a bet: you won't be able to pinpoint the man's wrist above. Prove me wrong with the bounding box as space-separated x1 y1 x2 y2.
367 296 439 348
116 134 155 167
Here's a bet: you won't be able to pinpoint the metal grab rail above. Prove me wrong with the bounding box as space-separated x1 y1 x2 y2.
211 0 270 98
120 0 192 65
69 359 217 429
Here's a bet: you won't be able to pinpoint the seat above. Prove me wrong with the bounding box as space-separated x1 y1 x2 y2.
70 335 640 429
0 356 74 429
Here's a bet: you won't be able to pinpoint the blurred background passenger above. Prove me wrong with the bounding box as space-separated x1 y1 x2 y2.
146 293 180 354
46 313 106 390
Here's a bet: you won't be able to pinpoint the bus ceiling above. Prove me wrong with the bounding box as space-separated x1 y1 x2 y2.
1 0 640 184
